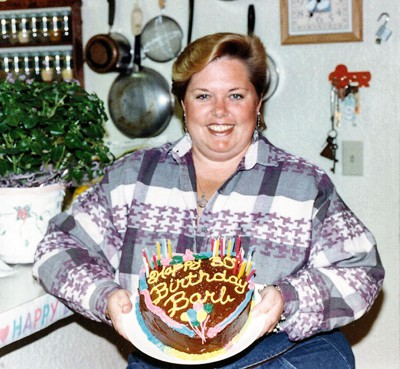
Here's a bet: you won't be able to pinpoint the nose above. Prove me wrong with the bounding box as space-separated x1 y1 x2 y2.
211 97 228 117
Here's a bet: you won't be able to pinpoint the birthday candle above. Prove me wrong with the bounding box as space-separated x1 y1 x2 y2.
214 238 219 257
233 255 239 275
246 268 255 282
152 253 159 271
145 249 154 269
142 249 149 265
235 236 241 256
167 239 172 259
156 241 161 260
142 255 149 277
246 246 254 270
227 239 232 257
237 261 247 279
220 237 224 258
245 261 253 274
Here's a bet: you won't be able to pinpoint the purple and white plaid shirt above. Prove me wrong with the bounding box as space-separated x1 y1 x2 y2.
33 134 384 341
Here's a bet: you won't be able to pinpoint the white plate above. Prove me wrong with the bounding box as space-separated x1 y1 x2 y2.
121 279 266 365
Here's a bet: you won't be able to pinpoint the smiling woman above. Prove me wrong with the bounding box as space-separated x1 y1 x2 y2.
172 33 267 217
33 32 384 369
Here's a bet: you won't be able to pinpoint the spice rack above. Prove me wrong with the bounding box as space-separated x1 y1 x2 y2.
0 0 83 86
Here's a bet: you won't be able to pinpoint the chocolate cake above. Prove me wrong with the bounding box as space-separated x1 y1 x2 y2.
137 239 255 355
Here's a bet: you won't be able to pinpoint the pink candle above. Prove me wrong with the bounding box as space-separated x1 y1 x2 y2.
142 249 150 265
246 268 255 282
235 236 241 256
233 256 240 275
152 253 159 270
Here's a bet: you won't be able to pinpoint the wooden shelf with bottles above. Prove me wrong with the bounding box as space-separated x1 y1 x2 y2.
0 0 83 86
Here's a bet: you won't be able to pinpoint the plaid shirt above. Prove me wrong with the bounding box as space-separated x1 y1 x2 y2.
33 134 384 341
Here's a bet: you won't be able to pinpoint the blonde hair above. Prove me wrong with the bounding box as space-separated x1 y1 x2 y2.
171 32 267 129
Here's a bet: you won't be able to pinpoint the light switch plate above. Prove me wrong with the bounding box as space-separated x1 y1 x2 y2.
342 141 363 176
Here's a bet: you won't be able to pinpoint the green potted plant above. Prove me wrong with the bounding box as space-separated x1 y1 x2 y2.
0 75 114 263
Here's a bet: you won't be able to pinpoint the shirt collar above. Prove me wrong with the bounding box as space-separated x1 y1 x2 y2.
170 134 280 168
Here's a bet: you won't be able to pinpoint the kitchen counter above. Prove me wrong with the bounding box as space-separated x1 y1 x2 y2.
0 264 72 349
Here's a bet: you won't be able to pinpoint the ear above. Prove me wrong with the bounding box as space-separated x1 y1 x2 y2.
256 97 263 111
180 100 186 114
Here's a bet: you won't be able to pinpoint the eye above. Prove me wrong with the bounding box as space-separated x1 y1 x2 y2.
230 93 243 100
196 94 210 100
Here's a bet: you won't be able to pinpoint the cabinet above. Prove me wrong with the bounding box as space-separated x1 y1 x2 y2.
0 0 83 86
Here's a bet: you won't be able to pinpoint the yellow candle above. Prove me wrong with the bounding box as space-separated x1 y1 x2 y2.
227 239 232 257
237 261 247 279
156 241 161 260
168 239 172 259
214 238 220 257
246 261 253 274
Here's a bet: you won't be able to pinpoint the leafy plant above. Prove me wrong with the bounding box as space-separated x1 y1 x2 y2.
0 76 114 187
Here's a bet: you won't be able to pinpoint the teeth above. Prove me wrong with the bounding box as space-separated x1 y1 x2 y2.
208 124 233 132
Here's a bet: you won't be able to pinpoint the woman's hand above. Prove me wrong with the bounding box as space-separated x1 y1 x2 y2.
106 289 133 340
251 285 285 338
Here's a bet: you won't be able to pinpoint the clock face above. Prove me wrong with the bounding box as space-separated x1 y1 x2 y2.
289 0 352 35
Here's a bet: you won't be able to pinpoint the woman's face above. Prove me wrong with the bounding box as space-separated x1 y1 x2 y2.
182 57 262 162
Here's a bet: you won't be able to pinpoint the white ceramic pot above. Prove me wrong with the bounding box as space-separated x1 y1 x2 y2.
0 184 65 264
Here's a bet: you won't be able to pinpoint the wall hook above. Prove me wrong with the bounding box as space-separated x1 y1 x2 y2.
376 12 392 44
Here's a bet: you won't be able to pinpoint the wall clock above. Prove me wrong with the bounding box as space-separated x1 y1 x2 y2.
280 0 363 45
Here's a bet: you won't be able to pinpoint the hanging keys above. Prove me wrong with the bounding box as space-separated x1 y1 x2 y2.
320 129 338 173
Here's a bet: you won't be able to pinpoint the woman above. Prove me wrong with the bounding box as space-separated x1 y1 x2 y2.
33 33 384 368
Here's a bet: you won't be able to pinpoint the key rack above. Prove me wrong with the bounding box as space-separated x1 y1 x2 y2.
322 64 372 173
328 64 371 89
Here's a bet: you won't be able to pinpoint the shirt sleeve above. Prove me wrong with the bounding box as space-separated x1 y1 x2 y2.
275 174 385 341
33 171 124 324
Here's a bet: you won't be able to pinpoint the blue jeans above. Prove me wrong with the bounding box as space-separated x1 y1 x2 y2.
126 330 355 369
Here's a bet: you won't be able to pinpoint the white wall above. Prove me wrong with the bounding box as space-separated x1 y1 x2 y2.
1 1 398 368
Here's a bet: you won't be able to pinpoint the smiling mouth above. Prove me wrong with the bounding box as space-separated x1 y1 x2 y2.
207 124 234 133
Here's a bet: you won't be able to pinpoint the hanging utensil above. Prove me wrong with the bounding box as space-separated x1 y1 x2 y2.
141 0 183 63
107 2 173 138
84 0 132 74
247 4 279 101
187 0 194 44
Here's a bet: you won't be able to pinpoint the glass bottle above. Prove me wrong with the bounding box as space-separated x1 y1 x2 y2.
49 14 62 43
0 18 10 46
41 54 54 82
9 17 18 45
23 55 33 79
0 56 11 80
18 15 30 44
32 54 41 81
3 56 11 74
30 16 39 43
61 13 71 42
53 54 63 81
61 53 73 81
40 15 49 43
12 56 21 78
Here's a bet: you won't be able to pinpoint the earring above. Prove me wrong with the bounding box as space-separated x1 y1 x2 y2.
183 113 188 133
253 112 261 140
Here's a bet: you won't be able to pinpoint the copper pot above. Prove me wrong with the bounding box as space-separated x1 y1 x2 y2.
84 0 132 74
85 32 131 74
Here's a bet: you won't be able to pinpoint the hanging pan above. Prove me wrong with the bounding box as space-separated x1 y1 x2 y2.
85 0 132 73
247 4 279 101
140 0 183 63
108 3 173 138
